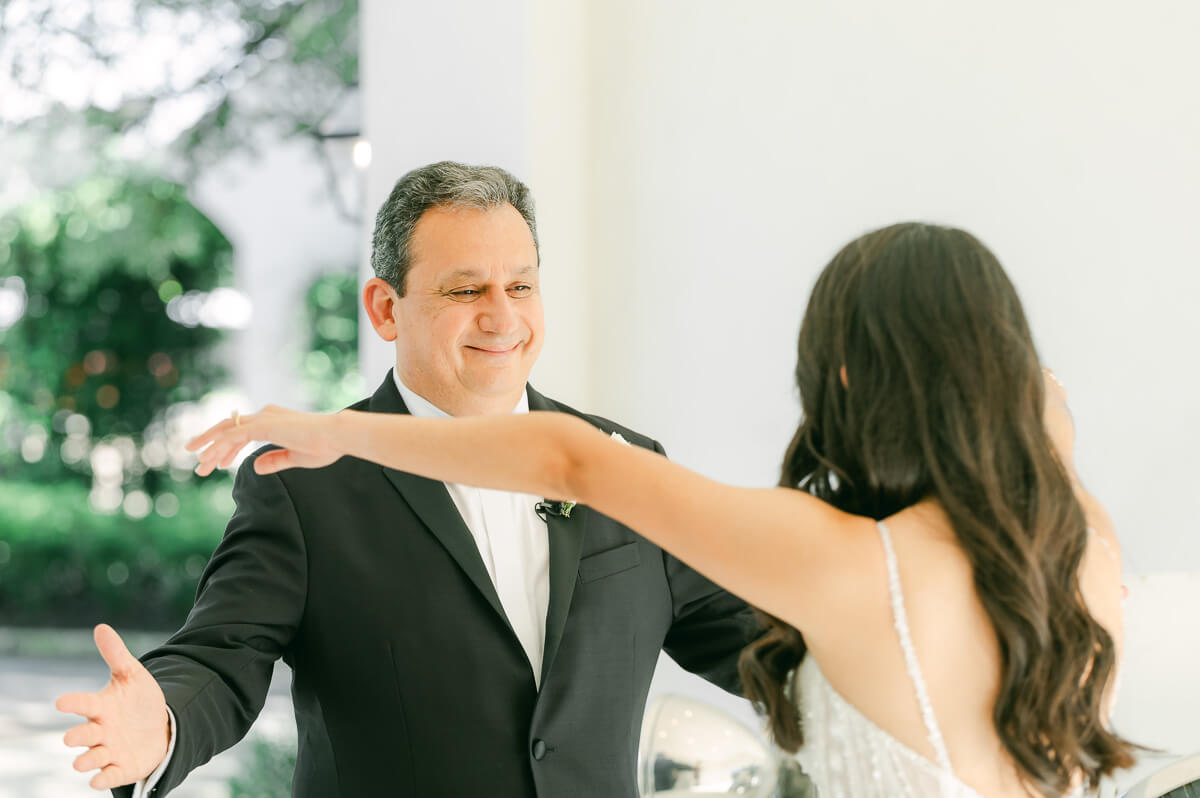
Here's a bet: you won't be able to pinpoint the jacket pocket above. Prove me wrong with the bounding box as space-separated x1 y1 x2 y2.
578 541 641 583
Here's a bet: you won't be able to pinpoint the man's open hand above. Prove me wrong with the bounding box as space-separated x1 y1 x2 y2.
56 624 170 790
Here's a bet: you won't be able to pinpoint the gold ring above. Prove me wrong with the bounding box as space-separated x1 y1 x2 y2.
232 410 241 427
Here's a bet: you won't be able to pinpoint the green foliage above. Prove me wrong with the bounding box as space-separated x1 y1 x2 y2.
0 1 362 633
0 479 231 630
0 173 231 488
2 0 360 181
303 271 361 412
228 736 297 798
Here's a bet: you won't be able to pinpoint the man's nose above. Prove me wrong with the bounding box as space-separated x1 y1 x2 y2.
477 292 520 336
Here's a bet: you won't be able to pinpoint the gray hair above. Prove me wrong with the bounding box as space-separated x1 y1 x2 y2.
370 161 539 295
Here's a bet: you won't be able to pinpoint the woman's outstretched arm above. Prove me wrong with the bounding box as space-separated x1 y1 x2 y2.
188 407 866 632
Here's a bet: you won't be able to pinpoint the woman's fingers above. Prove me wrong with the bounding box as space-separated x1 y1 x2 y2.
189 406 323 476
187 407 282 453
196 438 247 475
189 414 268 475
185 414 240 452
218 437 248 469
254 449 298 475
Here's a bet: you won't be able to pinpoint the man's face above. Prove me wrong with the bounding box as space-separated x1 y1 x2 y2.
389 203 544 415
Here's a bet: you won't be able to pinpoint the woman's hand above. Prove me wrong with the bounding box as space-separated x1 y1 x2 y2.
187 405 349 476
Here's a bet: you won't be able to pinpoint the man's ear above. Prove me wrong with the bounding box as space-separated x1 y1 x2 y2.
363 278 400 342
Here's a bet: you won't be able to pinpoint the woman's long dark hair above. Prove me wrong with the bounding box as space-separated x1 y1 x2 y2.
737 223 1136 794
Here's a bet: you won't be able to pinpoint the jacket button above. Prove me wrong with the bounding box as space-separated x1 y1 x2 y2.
531 739 547 760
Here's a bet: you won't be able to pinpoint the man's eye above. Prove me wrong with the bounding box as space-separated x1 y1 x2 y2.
447 289 481 301
507 284 534 296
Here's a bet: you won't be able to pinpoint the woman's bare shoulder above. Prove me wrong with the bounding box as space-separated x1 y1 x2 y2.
1076 489 1124 646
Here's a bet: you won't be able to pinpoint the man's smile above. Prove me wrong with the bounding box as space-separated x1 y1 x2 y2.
466 343 522 355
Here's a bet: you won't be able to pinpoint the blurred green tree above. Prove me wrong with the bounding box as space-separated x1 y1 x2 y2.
0 174 243 630
302 271 360 412
228 736 297 798
0 0 360 635
0 174 231 488
1 0 360 214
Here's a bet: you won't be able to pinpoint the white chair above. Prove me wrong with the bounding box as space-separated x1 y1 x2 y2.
1110 572 1200 794
1120 752 1200 797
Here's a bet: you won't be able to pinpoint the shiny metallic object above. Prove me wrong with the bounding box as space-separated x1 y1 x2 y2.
638 694 816 797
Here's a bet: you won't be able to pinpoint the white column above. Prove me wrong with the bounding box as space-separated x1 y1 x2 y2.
360 0 603 407
361 0 529 386
191 139 359 409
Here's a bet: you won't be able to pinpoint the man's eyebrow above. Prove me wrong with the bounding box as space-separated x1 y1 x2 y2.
441 265 538 283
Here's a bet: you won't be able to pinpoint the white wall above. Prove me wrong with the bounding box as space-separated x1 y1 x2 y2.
572 0 1200 574
191 137 360 409
359 0 532 385
359 0 607 410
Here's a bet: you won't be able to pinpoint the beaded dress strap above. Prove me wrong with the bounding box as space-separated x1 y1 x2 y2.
876 519 955 775
1088 526 1120 564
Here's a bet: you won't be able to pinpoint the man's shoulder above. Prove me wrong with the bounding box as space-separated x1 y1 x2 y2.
538 396 661 453
345 395 372 413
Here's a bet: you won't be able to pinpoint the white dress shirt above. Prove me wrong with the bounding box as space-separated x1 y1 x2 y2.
393 371 551 687
136 373 551 796
132 709 175 797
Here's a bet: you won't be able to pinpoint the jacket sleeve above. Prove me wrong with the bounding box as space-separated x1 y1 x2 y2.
114 450 307 797
652 440 767 696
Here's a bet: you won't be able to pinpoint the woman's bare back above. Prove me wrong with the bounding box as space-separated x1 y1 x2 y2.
797 499 1122 798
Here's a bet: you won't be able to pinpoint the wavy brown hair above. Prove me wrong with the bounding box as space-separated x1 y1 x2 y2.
737 223 1136 794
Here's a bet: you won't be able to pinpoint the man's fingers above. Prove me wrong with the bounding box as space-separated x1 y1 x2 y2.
63 721 104 748
90 763 130 790
73 743 112 773
94 624 138 680
56 692 100 718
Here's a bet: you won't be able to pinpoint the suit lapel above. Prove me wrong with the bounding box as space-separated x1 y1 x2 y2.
380 468 511 625
527 387 587 684
370 375 511 629
368 376 591 684
540 509 586 684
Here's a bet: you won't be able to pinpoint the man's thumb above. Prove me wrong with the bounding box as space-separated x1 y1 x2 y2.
94 624 138 679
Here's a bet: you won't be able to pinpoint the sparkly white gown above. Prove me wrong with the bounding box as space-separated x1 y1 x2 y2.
792 520 1087 798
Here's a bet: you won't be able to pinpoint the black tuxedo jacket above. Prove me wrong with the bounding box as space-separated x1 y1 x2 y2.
120 374 761 797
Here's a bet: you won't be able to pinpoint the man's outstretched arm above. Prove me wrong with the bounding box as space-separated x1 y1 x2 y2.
57 450 307 795
57 625 172 791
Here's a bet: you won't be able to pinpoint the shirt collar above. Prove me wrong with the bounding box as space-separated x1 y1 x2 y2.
391 369 529 419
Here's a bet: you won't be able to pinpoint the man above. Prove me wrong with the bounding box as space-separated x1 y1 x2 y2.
57 161 762 796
